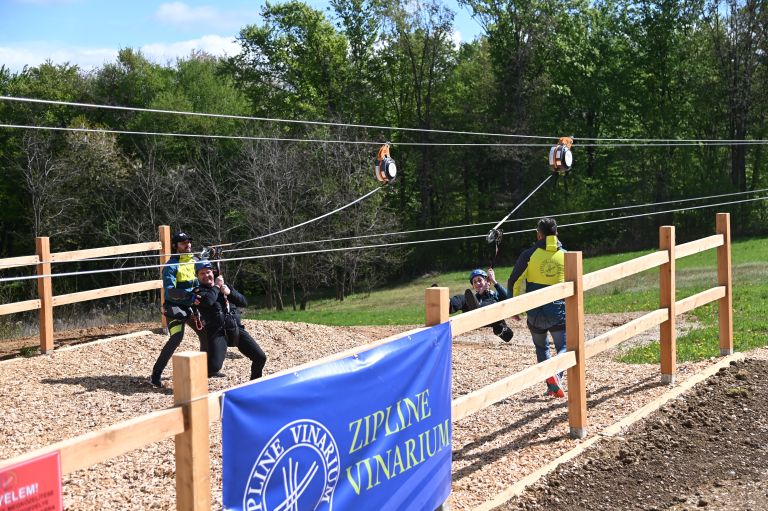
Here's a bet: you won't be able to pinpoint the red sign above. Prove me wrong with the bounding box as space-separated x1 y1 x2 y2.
0 451 62 511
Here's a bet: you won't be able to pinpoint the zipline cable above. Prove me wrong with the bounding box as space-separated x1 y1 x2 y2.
3 123 768 148
0 96 558 140
0 123 384 146
5 96 768 145
1 195 765 283
2 187 766 268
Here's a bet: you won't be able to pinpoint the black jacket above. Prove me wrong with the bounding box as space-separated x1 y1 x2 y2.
196 284 247 336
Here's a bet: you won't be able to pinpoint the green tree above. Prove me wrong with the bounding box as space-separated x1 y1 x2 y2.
708 0 766 192
329 0 384 123
378 0 457 229
227 1 351 119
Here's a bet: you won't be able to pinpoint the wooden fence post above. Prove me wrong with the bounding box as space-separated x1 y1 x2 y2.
159 225 171 331
565 251 587 439
659 226 676 384
425 287 449 326
173 352 210 511
35 237 54 354
716 213 733 355
427 286 449 511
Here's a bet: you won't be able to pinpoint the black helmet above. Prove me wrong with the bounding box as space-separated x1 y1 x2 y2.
195 260 213 274
171 232 192 244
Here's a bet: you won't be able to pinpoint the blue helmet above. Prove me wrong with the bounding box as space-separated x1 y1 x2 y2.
195 260 213 274
469 269 487 283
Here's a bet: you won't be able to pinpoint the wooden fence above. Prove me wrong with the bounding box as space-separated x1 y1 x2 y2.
0 226 172 352
0 213 734 510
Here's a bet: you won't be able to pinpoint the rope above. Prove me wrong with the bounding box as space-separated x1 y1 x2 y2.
211 186 385 248
1 195 765 283
3 187 766 267
490 175 552 232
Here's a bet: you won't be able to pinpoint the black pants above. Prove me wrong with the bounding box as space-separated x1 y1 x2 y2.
207 328 267 380
151 316 207 381
492 319 514 341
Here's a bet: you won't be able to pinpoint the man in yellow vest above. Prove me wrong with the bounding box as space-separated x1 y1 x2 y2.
508 218 566 397
150 232 207 388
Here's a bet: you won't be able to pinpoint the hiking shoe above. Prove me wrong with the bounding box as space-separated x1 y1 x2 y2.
546 376 565 398
149 375 164 388
464 289 480 311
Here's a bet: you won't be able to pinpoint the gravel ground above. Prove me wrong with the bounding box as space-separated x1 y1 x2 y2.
0 312 734 510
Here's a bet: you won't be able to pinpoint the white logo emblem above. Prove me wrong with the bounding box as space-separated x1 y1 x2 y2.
243 419 340 511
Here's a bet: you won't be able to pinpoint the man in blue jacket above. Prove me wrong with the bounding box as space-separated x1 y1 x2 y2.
508 217 566 397
150 232 207 388
449 268 514 342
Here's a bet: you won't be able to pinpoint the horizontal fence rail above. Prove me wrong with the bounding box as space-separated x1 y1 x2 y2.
49 241 163 263
676 234 723 259
0 227 171 353
582 251 669 291
0 213 735 511
51 280 163 307
452 352 577 422
585 309 669 359
0 254 39 269
0 299 41 316
676 286 726 315
4 407 185 475
450 282 574 336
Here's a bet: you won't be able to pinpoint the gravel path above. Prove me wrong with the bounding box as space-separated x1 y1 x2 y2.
0 313 728 510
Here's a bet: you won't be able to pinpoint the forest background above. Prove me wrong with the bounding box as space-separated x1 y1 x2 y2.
0 0 766 314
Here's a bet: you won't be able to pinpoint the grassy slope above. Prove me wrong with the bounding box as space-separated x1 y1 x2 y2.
246 238 768 362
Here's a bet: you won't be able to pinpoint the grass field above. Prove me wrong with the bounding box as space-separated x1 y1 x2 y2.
245 237 768 363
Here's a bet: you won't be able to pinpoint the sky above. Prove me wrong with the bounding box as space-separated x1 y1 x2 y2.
0 0 484 73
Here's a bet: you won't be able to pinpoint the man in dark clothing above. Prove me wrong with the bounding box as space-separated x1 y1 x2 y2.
448 268 514 342
194 260 267 380
508 217 566 397
150 232 207 388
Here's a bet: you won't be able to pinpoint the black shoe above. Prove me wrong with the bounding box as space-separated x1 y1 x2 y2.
500 327 513 342
149 375 164 388
209 371 227 378
464 289 480 311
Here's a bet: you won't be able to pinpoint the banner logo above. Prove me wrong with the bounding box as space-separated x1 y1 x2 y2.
243 419 340 511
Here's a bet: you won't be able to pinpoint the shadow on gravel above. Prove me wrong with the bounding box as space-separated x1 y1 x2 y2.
453 374 664 478
41 375 171 396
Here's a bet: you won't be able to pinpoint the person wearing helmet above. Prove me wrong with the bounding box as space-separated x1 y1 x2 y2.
507 217 567 398
447 267 514 342
194 260 267 381
150 231 207 388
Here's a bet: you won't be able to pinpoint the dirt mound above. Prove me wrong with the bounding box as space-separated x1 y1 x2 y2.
506 358 768 511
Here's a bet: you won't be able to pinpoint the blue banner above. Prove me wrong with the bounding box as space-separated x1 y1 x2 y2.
222 322 453 511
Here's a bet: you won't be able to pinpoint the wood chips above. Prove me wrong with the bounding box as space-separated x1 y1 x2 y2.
0 313 727 510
